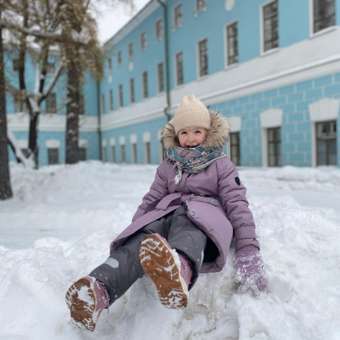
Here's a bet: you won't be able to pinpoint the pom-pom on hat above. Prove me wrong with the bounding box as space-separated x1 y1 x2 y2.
170 95 211 134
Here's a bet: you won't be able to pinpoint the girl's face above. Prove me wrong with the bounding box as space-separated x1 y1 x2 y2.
178 127 208 148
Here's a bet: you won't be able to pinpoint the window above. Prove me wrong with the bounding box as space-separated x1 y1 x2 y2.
117 51 122 64
120 144 126 163
198 38 208 77
101 94 105 113
128 43 134 60
155 19 164 40
267 127 281 166
47 148 59 165
145 141 151 164
109 89 114 110
47 62 55 73
111 145 116 162
118 84 124 107
262 0 279 52
196 0 206 12
140 32 147 50
131 143 137 163
313 0 336 33
102 146 107 162
14 93 26 112
226 22 238 65
316 120 337 165
142 71 149 98
159 141 165 161
107 58 113 82
176 52 184 86
130 78 135 103
174 4 183 28
12 58 19 71
157 62 165 93
229 132 240 166
79 147 87 161
46 92 57 113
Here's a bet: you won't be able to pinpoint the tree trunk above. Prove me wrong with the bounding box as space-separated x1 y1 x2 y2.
28 111 39 167
65 47 80 164
0 21 13 199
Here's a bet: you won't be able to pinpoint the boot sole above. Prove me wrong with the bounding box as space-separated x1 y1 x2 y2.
139 234 188 309
65 277 98 331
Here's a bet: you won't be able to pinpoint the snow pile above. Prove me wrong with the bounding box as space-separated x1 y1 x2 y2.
0 162 339 340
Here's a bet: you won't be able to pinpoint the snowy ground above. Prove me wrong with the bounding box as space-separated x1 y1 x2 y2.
0 162 339 340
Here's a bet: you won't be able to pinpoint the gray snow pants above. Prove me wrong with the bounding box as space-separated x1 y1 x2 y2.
89 206 207 306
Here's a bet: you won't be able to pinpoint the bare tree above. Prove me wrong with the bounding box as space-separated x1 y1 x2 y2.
0 5 13 199
3 0 65 168
57 0 103 164
1 0 135 167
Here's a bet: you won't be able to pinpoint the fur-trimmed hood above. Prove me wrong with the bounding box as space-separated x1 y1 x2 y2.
161 111 230 149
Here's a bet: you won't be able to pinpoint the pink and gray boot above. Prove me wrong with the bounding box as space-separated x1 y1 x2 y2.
65 275 110 331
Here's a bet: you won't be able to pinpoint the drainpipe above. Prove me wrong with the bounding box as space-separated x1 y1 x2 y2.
96 79 103 160
156 0 171 122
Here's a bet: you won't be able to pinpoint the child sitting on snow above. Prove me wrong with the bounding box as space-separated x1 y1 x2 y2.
65 95 267 331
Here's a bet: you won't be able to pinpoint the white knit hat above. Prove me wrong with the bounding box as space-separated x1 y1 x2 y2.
170 95 210 134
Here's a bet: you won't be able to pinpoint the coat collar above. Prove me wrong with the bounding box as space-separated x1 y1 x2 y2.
161 111 230 149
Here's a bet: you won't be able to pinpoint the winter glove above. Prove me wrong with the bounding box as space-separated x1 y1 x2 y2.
234 245 268 296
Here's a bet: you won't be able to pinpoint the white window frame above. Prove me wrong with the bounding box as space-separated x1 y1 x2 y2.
143 132 151 164
226 116 241 160
174 4 183 29
197 37 209 79
128 42 134 60
175 51 184 86
102 140 107 162
117 50 122 64
157 62 165 93
142 71 149 98
195 0 207 13
309 0 337 37
130 134 137 163
110 138 116 162
224 21 239 68
108 58 112 83
260 108 283 166
309 98 340 166
260 0 279 56
140 32 147 50
119 136 126 163
155 18 164 40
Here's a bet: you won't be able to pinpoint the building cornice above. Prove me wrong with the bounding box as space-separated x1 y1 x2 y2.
7 114 98 132
104 0 159 51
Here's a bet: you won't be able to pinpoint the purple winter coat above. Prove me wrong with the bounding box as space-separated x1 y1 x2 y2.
111 155 259 273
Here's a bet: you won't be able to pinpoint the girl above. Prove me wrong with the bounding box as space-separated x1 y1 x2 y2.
65 95 267 331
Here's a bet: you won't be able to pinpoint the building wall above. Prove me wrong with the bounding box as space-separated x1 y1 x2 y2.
5 0 340 167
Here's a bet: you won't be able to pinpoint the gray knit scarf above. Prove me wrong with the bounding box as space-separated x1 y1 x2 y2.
166 145 225 184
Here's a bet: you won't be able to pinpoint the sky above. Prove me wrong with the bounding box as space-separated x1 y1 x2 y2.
94 0 150 43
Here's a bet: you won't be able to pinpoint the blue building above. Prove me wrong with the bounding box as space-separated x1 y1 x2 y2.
7 0 340 167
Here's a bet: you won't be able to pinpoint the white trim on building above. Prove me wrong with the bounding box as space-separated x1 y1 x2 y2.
119 136 126 145
143 131 151 142
79 139 88 147
45 139 60 148
130 134 137 143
